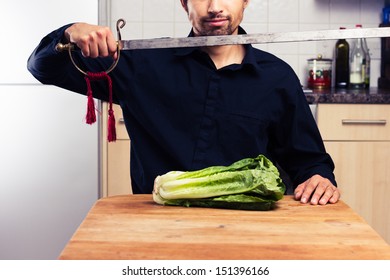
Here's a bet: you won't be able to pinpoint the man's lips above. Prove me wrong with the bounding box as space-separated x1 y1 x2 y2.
205 18 228 27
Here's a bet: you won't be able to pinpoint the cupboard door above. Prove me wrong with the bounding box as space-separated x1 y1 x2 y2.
324 141 390 244
317 104 390 141
112 104 130 140
107 140 132 196
101 103 132 196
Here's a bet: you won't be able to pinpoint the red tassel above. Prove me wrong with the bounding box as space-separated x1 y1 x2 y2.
106 73 116 142
84 71 116 142
85 75 96 124
108 108 116 142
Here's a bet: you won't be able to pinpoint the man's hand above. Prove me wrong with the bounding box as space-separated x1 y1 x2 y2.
64 23 118 59
294 174 340 205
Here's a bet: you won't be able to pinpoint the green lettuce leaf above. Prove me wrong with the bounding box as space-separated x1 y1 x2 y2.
153 155 286 211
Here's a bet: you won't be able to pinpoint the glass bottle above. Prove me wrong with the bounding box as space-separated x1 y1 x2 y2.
349 25 366 89
335 27 350 88
362 36 371 88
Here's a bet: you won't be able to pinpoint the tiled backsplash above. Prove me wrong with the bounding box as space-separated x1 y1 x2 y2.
103 0 384 87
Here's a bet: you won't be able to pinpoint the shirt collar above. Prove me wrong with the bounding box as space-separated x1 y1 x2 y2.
173 26 261 73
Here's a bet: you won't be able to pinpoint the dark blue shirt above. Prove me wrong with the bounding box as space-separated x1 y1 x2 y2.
27 25 336 194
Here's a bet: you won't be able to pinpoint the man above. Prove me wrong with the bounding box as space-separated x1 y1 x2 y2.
27 0 340 205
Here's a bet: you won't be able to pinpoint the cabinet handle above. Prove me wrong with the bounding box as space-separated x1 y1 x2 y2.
341 119 387 125
119 118 125 123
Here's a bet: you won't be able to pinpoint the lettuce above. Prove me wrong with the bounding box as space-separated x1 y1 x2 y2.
152 155 286 211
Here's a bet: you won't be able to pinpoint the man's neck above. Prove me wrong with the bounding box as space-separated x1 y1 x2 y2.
202 44 246 69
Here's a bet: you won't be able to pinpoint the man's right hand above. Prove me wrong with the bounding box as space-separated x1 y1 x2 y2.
64 23 118 59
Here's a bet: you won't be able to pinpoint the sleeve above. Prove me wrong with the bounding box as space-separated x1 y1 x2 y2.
271 74 337 188
27 24 119 103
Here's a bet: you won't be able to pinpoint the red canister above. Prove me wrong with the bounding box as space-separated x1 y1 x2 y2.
307 54 332 89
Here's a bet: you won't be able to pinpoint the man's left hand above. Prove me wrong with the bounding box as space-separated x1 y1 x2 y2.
294 175 340 205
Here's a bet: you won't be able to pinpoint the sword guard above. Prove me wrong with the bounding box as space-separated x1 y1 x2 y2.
55 18 126 75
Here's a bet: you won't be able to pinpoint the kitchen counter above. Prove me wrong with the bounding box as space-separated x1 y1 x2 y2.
59 195 390 260
305 88 390 104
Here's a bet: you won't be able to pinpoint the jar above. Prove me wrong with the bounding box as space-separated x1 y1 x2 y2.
307 54 332 89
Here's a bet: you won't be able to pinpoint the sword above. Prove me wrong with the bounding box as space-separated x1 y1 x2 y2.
55 19 390 74
120 27 390 50
56 18 390 52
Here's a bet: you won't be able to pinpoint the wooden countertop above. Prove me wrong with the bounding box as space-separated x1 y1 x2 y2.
59 195 390 260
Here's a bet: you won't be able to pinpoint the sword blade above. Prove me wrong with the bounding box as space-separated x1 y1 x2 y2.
120 27 390 50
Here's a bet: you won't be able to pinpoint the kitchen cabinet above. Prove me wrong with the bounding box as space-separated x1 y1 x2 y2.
101 103 132 197
317 103 390 244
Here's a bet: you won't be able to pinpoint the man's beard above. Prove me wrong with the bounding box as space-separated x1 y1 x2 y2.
200 25 234 36
197 15 235 36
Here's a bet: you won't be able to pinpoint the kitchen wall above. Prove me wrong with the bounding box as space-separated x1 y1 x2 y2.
102 0 384 87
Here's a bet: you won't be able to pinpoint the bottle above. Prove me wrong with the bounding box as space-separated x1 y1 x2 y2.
335 27 350 88
379 6 390 89
349 25 366 89
362 36 371 88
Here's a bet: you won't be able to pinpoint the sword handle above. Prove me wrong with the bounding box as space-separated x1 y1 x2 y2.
54 19 126 75
55 42 74 52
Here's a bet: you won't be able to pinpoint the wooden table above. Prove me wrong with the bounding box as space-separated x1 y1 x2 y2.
59 195 390 260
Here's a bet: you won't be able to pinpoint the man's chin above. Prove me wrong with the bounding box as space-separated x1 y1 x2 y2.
202 29 233 36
